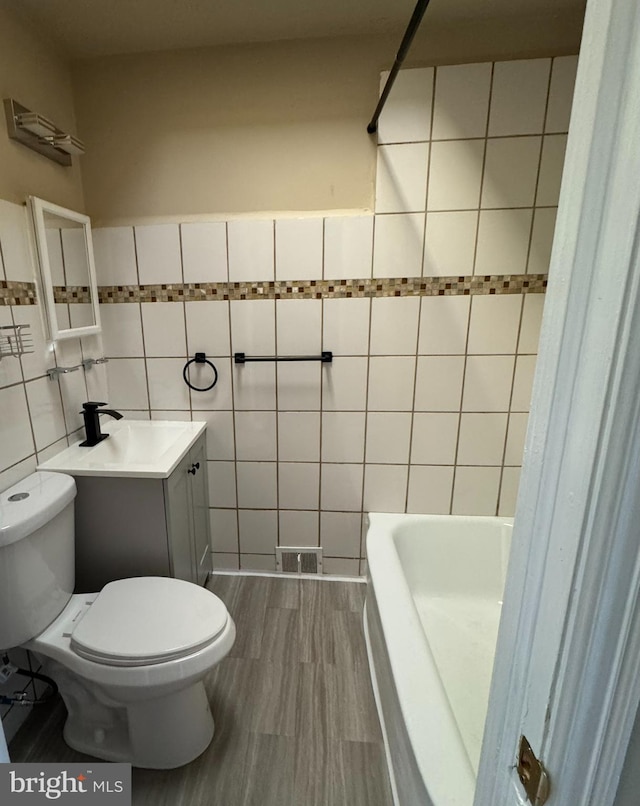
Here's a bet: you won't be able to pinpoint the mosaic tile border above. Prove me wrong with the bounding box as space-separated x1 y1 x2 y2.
53 286 92 304
0 281 37 306
98 274 548 303
1 275 548 306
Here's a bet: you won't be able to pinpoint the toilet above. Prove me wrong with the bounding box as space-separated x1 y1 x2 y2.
0 471 236 769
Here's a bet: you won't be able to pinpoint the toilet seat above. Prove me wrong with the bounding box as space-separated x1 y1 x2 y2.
70 577 228 667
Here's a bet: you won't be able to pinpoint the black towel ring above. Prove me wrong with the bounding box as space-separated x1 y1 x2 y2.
183 353 219 392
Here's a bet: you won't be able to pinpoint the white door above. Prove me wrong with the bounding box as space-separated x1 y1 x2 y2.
474 0 640 804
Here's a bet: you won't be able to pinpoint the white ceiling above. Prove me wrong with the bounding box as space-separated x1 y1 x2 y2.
4 0 586 59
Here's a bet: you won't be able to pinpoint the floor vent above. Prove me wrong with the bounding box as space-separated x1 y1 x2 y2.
276 547 323 575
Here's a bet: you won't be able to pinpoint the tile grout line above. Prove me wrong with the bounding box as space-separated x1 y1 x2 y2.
405 65 438 514
525 59 556 275
178 224 192 418
132 227 152 419
221 222 242 570
318 218 325 550
449 61 496 515
272 219 280 565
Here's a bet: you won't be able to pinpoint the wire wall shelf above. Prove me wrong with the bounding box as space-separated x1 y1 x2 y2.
0 324 33 361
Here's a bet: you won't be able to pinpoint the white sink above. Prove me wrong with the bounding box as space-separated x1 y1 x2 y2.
37 420 207 478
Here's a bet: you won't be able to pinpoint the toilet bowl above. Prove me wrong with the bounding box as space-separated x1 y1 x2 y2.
0 471 236 769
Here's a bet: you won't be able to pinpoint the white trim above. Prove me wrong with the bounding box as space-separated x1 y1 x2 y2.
209 569 366 583
363 608 401 806
28 196 102 342
475 0 640 803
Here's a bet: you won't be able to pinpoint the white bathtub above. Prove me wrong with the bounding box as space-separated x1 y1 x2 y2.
364 513 512 806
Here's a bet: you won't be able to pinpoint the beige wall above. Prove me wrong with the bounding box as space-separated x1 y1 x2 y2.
72 11 584 224
0 7 84 211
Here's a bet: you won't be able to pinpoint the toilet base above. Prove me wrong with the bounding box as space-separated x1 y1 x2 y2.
39 655 215 769
63 680 215 769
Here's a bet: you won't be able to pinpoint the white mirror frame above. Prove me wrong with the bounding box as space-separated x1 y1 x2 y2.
28 196 101 341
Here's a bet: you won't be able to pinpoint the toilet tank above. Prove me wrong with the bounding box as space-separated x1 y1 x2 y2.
0 472 76 650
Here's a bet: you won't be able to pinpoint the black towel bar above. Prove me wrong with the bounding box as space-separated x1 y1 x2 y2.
234 352 332 364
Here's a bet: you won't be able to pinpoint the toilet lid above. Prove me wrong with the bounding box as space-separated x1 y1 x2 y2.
71 577 229 667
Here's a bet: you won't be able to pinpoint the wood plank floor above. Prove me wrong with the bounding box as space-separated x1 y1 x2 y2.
10 575 393 806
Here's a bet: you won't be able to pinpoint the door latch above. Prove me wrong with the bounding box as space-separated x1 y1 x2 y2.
517 735 550 805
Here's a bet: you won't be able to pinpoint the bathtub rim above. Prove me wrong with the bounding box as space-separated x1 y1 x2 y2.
366 512 513 806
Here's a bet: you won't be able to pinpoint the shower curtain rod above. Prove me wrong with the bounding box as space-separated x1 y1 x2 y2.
367 0 433 134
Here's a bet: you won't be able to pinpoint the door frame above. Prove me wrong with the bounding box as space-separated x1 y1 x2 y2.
474 0 640 803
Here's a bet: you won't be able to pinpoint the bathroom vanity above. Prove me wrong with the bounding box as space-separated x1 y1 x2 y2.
38 420 212 592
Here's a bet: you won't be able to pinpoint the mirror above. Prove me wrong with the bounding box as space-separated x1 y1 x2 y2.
29 196 101 341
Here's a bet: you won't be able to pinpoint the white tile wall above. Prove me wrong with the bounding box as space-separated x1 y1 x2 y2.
185 301 231 356
146 359 191 410
0 384 34 467
461 355 515 412
428 140 485 211
367 357 415 411
234 362 277 410
0 201 33 283
321 412 366 463
475 209 533 275
323 216 373 280
236 462 277 508
499 467 522 516
372 213 425 278
228 219 274 282
414 356 465 411
278 412 320 462
320 512 362 558
238 509 278 554
322 358 368 411
45 55 574 581
278 462 319 509
481 137 541 209
100 304 144 357
1 202 116 748
377 67 433 144
209 509 239 552
321 464 364 512
107 358 150 410
369 296 420 355
488 59 551 137
467 295 522 354
363 465 408 513
407 466 454 515
528 208 558 275
135 224 182 284
546 56 579 133
181 222 228 284
234 411 277 461
365 412 412 464
536 135 568 206
276 299 321 355
92 227 138 285
411 413 459 465
452 467 501 515
375 144 430 213
141 302 186 357
323 297 370 355
230 299 275 355
277 362 321 410
424 211 478 276
418 296 471 355
432 62 492 140
275 218 323 281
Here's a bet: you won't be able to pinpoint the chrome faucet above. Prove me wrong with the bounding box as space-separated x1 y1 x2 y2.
79 401 123 447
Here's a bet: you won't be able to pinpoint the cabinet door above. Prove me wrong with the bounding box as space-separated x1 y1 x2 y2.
189 438 213 586
164 452 196 582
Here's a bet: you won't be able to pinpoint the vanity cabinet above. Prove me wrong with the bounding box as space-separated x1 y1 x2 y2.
72 434 212 592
